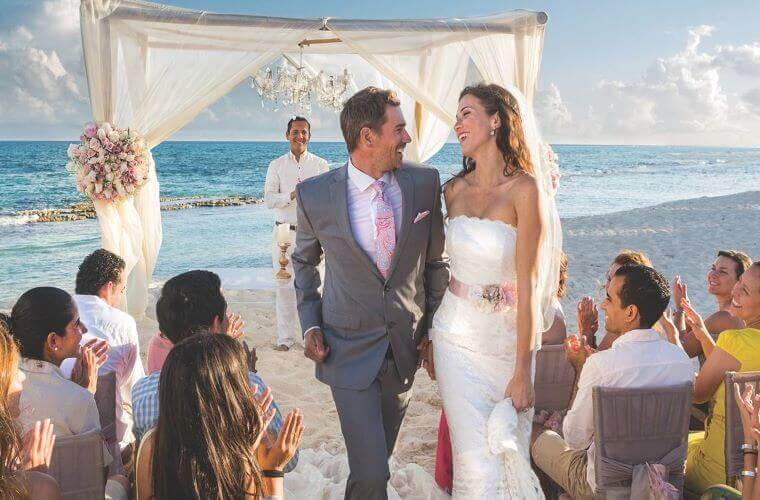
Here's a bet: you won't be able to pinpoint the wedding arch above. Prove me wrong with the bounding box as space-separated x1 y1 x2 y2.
79 0 547 318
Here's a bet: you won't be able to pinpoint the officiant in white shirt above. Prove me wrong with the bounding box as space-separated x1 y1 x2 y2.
264 116 329 351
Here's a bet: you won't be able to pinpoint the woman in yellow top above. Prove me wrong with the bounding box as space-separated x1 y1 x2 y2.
680 260 760 494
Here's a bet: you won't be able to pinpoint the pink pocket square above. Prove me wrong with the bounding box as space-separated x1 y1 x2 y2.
413 210 430 223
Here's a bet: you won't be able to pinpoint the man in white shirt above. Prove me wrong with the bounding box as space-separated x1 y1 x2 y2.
531 264 695 499
264 116 329 351
72 249 145 452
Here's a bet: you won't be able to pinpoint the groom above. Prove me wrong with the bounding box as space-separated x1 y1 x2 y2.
292 87 449 499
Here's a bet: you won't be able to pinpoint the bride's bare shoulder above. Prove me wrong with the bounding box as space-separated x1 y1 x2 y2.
443 174 468 201
508 172 540 202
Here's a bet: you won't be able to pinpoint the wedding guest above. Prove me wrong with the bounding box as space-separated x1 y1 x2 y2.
135 333 303 500
145 270 243 373
70 249 144 452
674 249 750 358
0 317 60 500
683 261 760 494
132 271 298 472
7 287 129 498
531 265 694 499
264 116 329 351
576 249 652 350
542 251 569 345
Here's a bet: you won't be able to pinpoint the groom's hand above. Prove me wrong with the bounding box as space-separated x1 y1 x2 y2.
304 328 330 363
417 338 435 380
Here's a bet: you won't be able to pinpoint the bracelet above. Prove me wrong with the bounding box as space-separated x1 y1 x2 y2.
742 444 758 452
262 469 285 478
741 470 757 478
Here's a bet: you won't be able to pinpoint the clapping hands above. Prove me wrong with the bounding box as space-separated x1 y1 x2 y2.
71 339 109 394
215 312 245 340
576 297 599 349
564 334 596 373
257 409 304 472
733 383 760 444
21 419 55 472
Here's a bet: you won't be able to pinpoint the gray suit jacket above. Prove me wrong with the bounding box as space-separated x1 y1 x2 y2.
292 162 449 391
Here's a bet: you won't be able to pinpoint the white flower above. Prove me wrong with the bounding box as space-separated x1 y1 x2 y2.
97 128 107 141
115 181 126 198
94 182 103 194
67 144 79 158
102 122 113 136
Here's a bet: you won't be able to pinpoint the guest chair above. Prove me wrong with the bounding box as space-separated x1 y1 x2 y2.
47 430 106 500
592 382 693 499
724 371 760 487
94 371 122 475
534 345 575 414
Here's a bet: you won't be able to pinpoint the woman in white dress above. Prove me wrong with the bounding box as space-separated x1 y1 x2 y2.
431 83 561 498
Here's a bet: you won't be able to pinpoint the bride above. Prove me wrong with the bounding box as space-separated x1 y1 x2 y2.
430 83 561 498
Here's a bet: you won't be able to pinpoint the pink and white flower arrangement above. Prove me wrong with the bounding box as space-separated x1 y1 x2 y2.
540 142 561 196
66 122 149 203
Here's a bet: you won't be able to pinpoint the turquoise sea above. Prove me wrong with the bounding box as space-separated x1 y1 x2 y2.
1 141 759 302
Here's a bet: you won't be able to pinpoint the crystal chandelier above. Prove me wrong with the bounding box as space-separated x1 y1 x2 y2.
250 51 354 114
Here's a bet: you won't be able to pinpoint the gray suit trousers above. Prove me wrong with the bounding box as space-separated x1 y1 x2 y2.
330 357 413 500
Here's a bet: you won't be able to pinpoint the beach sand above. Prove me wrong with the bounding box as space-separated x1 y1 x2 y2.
6 190 760 498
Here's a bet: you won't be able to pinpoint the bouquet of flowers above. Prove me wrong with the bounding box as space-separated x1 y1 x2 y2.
66 122 149 203
540 142 561 196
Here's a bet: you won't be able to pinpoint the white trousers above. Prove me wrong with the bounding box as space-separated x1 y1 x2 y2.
271 225 299 347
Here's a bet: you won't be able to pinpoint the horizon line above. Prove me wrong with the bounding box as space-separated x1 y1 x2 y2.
0 140 759 150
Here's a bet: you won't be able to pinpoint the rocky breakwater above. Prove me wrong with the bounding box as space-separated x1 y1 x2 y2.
14 196 263 223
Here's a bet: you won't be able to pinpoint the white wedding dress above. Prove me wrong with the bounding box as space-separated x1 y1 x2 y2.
432 215 544 499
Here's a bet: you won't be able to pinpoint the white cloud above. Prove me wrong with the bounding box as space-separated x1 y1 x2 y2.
14 87 55 121
716 43 760 76
534 83 573 136
0 2 87 133
43 0 80 33
13 26 34 43
537 25 760 146
743 88 760 114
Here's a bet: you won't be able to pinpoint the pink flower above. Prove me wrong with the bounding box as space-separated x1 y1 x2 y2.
84 123 97 138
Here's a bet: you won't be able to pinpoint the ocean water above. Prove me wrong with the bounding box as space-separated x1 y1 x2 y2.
1 141 759 302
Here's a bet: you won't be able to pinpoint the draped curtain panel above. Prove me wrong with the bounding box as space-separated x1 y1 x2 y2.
79 0 547 318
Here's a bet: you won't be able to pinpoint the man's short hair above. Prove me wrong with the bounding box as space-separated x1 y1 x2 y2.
340 87 401 153
614 264 670 329
717 250 753 279
286 116 311 135
613 249 652 268
155 270 227 344
75 249 126 295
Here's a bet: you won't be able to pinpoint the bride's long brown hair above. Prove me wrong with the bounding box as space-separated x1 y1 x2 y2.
0 315 28 500
151 333 264 499
457 83 535 178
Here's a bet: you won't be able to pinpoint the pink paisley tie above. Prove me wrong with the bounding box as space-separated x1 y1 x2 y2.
371 179 396 279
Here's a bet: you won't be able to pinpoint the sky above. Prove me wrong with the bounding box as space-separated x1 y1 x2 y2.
1 0 759 146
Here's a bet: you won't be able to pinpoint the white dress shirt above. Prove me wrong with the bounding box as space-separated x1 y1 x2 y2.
264 150 330 225
346 157 403 263
562 328 695 492
71 294 145 448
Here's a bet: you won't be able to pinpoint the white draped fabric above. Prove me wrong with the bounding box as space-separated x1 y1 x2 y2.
79 0 546 317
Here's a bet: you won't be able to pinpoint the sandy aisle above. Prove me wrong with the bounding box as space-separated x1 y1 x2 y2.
4 191 758 497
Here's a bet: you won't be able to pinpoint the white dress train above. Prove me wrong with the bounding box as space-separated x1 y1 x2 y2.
432 215 544 499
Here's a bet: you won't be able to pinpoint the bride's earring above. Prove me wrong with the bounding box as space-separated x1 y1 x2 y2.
490 129 496 136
